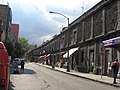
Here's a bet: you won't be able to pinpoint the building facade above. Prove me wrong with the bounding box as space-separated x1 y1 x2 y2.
11 24 19 39
0 4 12 42
27 0 120 76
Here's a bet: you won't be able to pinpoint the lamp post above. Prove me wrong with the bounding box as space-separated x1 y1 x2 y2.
50 11 70 72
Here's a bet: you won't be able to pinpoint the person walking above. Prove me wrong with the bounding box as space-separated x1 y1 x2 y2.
111 58 120 84
13 60 19 74
20 60 25 73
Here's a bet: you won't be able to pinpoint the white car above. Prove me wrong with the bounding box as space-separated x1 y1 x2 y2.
14 58 21 65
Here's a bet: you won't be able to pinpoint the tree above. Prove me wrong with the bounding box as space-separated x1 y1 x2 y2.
15 37 29 58
3 41 14 57
2 37 29 59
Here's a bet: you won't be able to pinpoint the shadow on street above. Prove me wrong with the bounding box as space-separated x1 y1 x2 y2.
22 68 36 74
10 67 36 75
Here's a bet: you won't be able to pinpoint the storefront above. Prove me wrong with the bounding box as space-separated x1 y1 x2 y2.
63 47 78 58
63 47 78 70
102 37 120 77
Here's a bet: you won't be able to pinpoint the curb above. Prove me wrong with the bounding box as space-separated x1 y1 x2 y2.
36 64 120 88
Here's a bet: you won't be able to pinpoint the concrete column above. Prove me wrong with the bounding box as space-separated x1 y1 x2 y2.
91 16 93 38
94 42 100 74
102 8 105 35
82 21 85 42
117 0 120 30
94 43 97 74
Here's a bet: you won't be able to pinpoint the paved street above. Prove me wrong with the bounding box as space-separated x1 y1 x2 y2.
9 63 119 90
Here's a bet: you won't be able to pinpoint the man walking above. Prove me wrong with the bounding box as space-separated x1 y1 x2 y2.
20 60 25 73
111 58 120 84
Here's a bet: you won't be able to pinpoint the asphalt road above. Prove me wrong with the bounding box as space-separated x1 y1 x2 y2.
9 63 119 90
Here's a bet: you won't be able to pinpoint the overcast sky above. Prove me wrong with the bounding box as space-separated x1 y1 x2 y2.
0 0 101 45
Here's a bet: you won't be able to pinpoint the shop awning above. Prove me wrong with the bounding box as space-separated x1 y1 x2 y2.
102 37 120 47
46 54 50 57
63 47 78 58
43 57 48 61
39 55 48 61
40 56 44 58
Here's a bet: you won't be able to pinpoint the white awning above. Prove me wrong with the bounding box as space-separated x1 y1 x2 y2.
40 56 44 58
47 54 50 57
63 47 78 58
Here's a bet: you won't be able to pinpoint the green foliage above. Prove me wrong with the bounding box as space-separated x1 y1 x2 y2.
14 42 21 58
2 37 29 59
17 37 29 57
2 41 14 56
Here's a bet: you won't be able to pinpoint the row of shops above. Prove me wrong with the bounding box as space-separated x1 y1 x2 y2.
35 36 120 78
26 0 120 78
101 37 120 77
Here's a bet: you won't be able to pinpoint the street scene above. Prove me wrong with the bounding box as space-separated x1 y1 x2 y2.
9 62 119 90
0 0 120 90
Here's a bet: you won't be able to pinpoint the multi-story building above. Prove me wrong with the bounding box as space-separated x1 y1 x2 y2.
11 24 19 39
0 4 12 42
27 0 120 77
10 24 19 45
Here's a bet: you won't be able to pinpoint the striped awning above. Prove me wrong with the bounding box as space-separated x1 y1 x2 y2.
102 37 120 47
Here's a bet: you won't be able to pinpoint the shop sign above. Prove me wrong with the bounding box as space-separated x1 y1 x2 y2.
102 37 120 47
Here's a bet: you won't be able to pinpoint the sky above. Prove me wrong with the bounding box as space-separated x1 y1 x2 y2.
0 0 101 46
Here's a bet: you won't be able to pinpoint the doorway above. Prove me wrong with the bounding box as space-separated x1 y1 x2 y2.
104 50 109 75
89 50 94 72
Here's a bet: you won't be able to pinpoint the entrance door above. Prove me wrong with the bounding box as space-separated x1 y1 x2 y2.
81 51 84 63
89 50 94 72
71 51 78 70
71 56 74 70
104 50 109 75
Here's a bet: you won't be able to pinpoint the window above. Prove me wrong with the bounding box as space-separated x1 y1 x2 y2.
73 31 77 44
72 28 77 45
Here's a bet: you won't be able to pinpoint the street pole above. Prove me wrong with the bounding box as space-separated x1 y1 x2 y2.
49 11 70 72
101 56 103 79
67 18 70 72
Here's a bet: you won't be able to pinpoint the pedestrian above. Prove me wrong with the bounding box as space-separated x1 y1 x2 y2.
66 61 70 72
111 58 120 84
20 60 25 73
60 59 64 68
13 60 19 74
91 61 94 72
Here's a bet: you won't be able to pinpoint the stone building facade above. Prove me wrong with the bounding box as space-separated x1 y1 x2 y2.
0 4 12 42
27 0 120 76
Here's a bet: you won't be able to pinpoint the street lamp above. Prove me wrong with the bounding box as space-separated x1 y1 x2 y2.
49 11 70 72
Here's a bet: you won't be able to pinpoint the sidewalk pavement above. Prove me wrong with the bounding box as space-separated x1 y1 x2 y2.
36 63 120 88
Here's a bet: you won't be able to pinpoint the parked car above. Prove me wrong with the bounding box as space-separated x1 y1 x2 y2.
12 60 19 74
14 58 21 65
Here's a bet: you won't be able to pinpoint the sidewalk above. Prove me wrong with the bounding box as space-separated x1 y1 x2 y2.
36 63 120 88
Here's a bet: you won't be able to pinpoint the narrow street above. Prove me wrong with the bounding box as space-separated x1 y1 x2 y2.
9 63 119 90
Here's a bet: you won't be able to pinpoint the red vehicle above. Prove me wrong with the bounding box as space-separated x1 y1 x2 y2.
0 42 9 90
